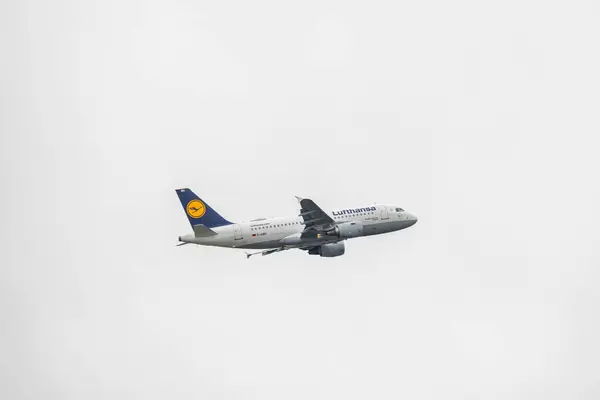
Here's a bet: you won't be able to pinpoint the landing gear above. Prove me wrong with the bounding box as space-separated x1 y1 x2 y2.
244 247 288 259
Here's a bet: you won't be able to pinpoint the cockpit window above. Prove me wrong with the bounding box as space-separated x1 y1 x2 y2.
395 207 404 212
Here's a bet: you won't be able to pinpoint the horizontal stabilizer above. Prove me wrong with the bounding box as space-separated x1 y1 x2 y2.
193 224 217 237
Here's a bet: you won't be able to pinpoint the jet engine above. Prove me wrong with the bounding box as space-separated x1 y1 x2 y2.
325 221 363 239
316 242 345 257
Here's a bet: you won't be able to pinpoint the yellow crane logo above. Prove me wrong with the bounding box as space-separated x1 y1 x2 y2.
186 199 206 218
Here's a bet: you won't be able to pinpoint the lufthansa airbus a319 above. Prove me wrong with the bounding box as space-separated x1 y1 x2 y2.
175 188 418 258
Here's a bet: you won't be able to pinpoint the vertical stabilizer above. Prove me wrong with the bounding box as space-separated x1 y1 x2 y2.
175 188 233 228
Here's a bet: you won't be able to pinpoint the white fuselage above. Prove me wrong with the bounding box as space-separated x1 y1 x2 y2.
179 204 417 250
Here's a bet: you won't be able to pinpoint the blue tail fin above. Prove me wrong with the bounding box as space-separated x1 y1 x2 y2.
175 188 233 228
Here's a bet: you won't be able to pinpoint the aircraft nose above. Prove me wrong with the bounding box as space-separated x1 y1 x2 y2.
405 212 418 227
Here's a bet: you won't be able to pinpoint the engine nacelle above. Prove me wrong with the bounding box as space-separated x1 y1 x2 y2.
325 221 363 239
318 242 345 257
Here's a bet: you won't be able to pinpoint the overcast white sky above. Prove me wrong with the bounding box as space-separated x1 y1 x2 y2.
2 0 599 399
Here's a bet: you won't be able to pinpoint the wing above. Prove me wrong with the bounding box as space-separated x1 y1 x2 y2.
295 196 335 235
244 197 337 259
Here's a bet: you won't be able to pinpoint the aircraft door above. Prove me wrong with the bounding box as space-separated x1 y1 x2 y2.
233 224 243 240
380 206 389 220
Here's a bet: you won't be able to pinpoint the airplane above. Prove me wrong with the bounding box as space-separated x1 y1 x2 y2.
175 188 418 258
